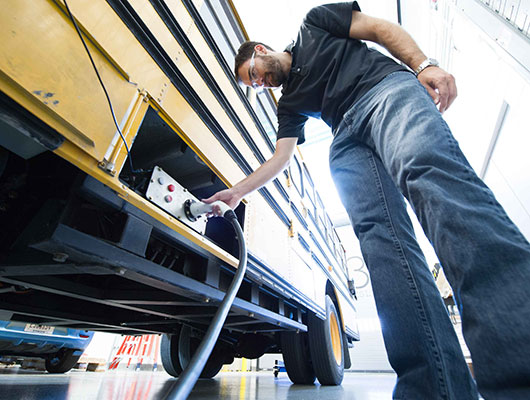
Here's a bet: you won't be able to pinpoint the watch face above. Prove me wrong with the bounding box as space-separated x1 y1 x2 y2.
429 58 440 67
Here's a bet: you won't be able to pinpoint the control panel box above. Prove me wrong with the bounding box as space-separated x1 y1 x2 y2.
146 167 207 234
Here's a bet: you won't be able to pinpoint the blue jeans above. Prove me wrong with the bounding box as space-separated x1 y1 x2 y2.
329 71 530 399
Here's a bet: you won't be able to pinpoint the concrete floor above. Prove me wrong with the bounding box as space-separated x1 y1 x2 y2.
0 369 397 400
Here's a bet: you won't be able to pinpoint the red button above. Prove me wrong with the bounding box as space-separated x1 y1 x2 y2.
164 195 173 203
167 184 175 192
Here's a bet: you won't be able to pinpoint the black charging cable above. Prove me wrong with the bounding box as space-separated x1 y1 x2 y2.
164 208 247 400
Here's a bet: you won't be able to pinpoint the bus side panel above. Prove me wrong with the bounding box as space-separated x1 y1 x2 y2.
0 0 136 160
245 193 291 282
311 266 328 315
288 243 316 302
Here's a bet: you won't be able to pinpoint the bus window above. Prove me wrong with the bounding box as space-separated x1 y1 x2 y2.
326 214 334 240
259 91 279 130
255 100 277 146
315 194 326 236
318 216 327 239
198 0 243 61
198 1 279 152
302 163 314 188
339 244 347 272
316 193 325 214
332 228 340 261
303 165 316 207
289 156 304 198
305 188 316 219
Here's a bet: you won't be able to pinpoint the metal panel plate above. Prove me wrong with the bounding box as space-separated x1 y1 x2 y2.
146 167 207 234
0 0 137 159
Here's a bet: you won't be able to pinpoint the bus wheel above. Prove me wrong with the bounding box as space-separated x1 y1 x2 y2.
161 326 184 377
161 326 225 379
281 331 316 384
308 295 344 385
342 331 352 369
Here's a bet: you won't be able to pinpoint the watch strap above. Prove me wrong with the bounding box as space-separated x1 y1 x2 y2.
414 58 439 76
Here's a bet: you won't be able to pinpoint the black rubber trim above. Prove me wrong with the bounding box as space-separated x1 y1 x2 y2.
303 163 315 188
0 91 65 151
273 180 289 203
298 234 311 253
258 187 290 225
309 231 332 267
291 202 308 230
311 253 325 270
105 0 291 227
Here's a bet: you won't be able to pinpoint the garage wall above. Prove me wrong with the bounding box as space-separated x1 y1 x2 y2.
401 0 530 242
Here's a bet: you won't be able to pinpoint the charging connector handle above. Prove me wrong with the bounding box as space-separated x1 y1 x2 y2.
186 200 232 220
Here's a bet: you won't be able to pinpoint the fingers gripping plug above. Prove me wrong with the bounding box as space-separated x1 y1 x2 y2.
184 199 233 221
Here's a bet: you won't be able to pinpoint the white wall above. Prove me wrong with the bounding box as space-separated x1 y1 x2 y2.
82 332 119 362
402 0 530 242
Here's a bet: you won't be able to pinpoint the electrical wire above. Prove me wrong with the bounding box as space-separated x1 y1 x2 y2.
62 0 144 174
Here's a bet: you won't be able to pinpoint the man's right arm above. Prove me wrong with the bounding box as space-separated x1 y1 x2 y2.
348 10 457 112
202 137 298 212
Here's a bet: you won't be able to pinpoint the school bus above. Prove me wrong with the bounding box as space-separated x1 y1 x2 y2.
0 0 358 384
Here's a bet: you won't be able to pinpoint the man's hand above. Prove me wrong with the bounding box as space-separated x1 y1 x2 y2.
417 66 457 113
202 188 242 215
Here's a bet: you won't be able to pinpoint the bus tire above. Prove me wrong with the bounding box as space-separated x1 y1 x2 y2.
180 326 225 379
342 331 352 369
308 295 344 385
281 331 316 384
161 325 225 379
161 327 184 377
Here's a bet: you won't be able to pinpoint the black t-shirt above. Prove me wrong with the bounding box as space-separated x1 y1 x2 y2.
277 1 410 144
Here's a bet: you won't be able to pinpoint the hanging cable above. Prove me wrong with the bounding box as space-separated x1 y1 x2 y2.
62 0 145 174
164 201 248 400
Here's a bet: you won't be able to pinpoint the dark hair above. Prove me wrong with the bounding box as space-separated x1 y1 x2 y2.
234 41 274 81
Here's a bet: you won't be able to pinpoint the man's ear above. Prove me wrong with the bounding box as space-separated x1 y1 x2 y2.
254 44 268 55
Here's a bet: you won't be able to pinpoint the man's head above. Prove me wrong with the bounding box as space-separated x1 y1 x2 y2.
234 41 291 90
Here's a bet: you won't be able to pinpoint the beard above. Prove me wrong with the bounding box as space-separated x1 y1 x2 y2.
260 55 289 87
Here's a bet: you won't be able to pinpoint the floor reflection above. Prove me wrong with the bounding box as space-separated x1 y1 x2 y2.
0 368 396 400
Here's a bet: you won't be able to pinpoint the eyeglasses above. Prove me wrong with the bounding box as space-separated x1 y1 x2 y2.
248 51 264 92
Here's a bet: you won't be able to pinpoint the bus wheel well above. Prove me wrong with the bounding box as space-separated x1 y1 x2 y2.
325 281 343 331
325 280 352 369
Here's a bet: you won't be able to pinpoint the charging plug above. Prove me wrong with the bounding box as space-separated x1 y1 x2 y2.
184 199 232 221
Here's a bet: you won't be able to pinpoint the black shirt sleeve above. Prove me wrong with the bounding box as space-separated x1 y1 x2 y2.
277 110 308 145
303 1 361 38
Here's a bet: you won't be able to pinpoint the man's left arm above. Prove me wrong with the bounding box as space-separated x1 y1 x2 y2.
349 10 457 113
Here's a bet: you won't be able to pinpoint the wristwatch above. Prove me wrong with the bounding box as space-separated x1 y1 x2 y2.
414 58 439 76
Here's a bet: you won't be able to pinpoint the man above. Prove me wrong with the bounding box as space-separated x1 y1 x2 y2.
204 2 530 399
